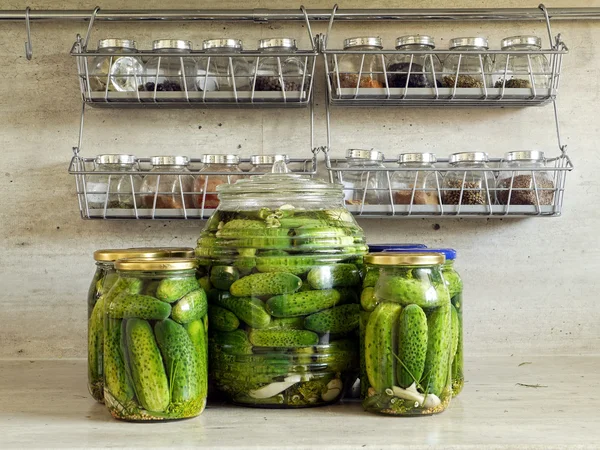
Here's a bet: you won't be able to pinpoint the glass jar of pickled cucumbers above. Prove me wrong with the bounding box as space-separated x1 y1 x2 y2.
88 247 194 403
360 253 453 415
195 165 367 407
103 257 207 421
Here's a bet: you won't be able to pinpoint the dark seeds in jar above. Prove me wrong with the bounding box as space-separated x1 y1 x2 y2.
497 175 554 205
443 180 488 205
387 63 429 88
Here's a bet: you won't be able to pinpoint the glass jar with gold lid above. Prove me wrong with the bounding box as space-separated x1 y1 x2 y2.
103 257 207 421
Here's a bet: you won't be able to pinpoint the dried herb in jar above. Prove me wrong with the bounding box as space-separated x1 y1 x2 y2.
394 190 439 205
443 180 488 205
442 75 484 88
337 74 384 89
494 79 532 88
254 76 306 92
387 63 430 88
140 81 183 92
497 175 554 205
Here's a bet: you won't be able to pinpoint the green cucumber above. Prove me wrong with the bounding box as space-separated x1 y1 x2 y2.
208 304 240 332
375 275 448 308
396 304 428 389
213 296 271 329
365 302 402 393
266 289 343 318
450 304 459 360
304 304 360 334
229 272 301 297
212 330 253 355
248 329 319 347
107 293 171 320
307 264 360 289
362 268 380 289
104 317 135 405
360 287 378 312
126 319 170 412
156 277 199 303
184 319 208 400
171 289 208 324
210 266 239 291
359 311 371 398
197 276 212 292
422 304 452 397
88 295 105 396
264 317 306 330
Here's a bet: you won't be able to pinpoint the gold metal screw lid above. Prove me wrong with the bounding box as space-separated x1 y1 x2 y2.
364 252 445 266
94 247 194 262
115 257 198 271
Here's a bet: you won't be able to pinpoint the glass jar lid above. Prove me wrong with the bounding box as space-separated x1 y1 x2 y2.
201 154 240 164
94 247 194 262
449 37 489 49
501 35 542 49
150 156 189 166
504 150 545 162
449 152 489 164
364 252 445 266
115 257 198 271
97 39 137 50
95 154 136 165
382 248 457 261
258 38 297 50
250 154 289 165
152 39 192 51
396 35 435 48
343 36 383 49
346 149 384 161
398 152 437 164
203 38 243 50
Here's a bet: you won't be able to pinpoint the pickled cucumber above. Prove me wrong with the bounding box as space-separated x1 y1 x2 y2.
248 329 319 347
360 287 378 312
104 317 135 405
304 304 360 334
376 275 448 308
266 289 343 318
213 296 271 329
422 305 452 397
229 272 301 297
171 289 208 324
208 304 240 332
212 330 253 355
359 311 371 398
210 266 239 291
184 319 208 400
107 293 171 320
264 317 305 330
362 268 380 288
197 276 212 292
88 295 105 394
307 264 360 289
450 304 459 360
396 304 428 389
156 277 199 303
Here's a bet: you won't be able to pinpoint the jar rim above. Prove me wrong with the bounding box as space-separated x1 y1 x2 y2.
94 247 194 262
115 257 197 271
364 252 445 266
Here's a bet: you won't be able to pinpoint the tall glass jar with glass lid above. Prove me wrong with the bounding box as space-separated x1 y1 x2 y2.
103 257 207 421
443 152 495 206
391 153 440 205
87 247 194 403
340 149 388 205
196 39 252 92
497 151 554 206
249 154 290 173
254 38 306 92
140 156 194 209
85 154 142 209
492 36 550 90
195 166 367 407
335 37 385 89
386 35 442 88
360 252 452 415
144 40 196 92
89 39 144 92
193 154 241 209
442 37 492 88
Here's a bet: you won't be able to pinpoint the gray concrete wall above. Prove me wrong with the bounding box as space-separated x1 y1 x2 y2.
1 0 599 358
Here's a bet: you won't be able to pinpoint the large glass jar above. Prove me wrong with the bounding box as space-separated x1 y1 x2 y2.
339 149 388 205
443 152 496 206
497 151 554 206
249 154 290 173
442 37 492 88
193 154 242 209
255 38 306 92
335 37 384 89
386 35 441 88
144 40 196 92
360 252 452 415
197 38 252 92
493 36 550 89
141 156 195 210
103 257 207 421
89 39 144 92
195 168 367 408
391 152 440 205
85 154 142 209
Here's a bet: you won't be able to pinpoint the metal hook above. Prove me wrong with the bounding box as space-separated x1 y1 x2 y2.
538 4 555 49
324 4 339 51
83 6 100 50
24 7 32 60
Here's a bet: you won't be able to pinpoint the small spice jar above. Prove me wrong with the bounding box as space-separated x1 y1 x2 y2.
254 38 306 92
197 38 252 92
340 149 388 205
336 37 385 89
140 156 195 209
497 151 554 206
103 257 207 421
443 152 495 206
442 37 492 88
360 252 452 415
492 36 550 89
386 35 442 88
249 154 290 173
193 154 242 209
89 39 144 92
390 152 440 205
144 40 197 92
85 154 142 209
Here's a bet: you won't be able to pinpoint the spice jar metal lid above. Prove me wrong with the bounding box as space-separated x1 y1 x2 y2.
396 35 435 48
449 37 489 49
258 38 297 50
501 35 542 49
398 152 437 164
115 257 198 271
346 149 384 161
343 36 383 49
448 151 489 164
150 156 190 166
203 38 243 50
504 150 545 162
364 252 445 266
152 39 192 51
95 154 137 165
94 247 194 262
201 154 240 164
97 39 137 50
250 154 289 165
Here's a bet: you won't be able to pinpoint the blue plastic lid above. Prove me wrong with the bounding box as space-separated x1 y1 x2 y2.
368 243 427 252
382 247 457 260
